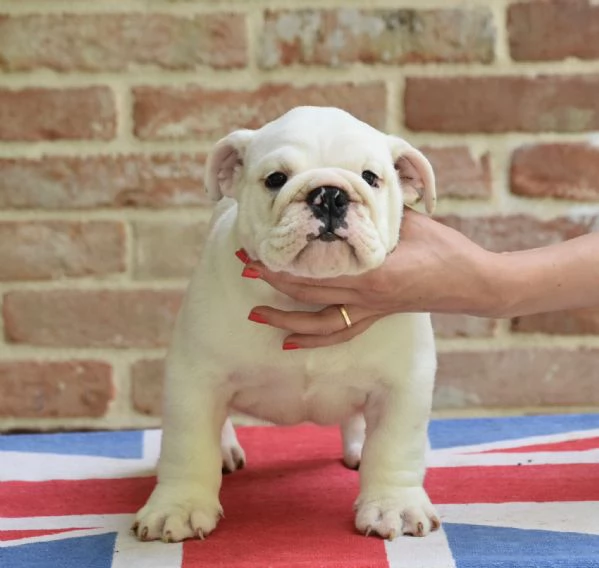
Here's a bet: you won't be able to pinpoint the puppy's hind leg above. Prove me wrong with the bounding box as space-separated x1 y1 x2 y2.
221 417 246 474
341 413 365 470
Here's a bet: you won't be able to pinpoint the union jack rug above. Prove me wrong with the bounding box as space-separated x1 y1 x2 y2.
1 414 598 567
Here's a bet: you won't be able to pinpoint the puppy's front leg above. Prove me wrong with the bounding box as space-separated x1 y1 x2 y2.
134 363 227 542
356 373 440 539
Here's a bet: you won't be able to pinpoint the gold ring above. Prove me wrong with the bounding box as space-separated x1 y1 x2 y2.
338 305 352 328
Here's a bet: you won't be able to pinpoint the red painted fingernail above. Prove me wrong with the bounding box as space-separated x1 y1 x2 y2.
283 342 300 351
235 249 250 264
248 311 268 324
242 267 261 279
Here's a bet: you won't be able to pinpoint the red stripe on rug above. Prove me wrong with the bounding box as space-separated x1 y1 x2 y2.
426 463 599 503
476 436 599 454
0 477 155 516
0 528 86 541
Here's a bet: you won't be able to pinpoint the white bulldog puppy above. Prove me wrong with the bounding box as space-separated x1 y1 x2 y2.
134 106 440 543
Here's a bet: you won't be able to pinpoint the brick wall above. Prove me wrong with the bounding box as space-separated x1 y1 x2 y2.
0 0 598 432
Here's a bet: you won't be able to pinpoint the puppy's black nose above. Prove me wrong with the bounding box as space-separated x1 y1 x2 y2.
306 186 349 224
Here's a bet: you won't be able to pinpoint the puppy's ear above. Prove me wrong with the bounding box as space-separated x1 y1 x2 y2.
205 129 254 201
387 136 436 215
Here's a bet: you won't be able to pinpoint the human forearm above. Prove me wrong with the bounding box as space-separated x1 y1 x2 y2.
240 214 599 349
482 232 599 318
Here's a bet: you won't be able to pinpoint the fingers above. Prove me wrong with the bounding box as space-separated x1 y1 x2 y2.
250 304 379 336
283 315 383 349
248 305 384 349
236 248 384 349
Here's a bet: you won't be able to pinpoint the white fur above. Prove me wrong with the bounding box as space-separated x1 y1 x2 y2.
134 107 439 543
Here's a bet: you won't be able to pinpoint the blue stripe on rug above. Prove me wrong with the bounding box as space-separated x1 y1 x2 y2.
0 532 117 568
0 430 144 458
444 523 599 568
428 414 599 449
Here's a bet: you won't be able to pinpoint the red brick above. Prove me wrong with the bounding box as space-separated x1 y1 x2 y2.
432 314 496 338
133 83 386 140
438 214 596 252
434 349 599 409
0 221 125 281
0 155 208 209
511 143 599 201
0 14 247 72
512 308 599 336
131 359 164 416
3 290 183 348
421 146 491 199
0 88 116 141
405 76 599 133
508 0 599 62
133 220 210 280
260 8 494 68
0 361 113 418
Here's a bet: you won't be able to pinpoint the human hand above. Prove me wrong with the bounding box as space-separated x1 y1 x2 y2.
239 208 497 348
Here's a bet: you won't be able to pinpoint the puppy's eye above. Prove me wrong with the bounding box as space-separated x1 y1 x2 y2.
264 171 288 190
361 170 379 187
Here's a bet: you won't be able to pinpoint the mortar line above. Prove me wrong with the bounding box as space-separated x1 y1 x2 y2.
491 0 511 66
387 74 402 134
0 0 517 15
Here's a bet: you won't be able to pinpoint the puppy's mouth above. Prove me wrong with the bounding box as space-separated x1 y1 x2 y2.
307 229 348 243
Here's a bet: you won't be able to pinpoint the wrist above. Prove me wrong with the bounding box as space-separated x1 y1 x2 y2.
477 250 533 319
471 250 512 318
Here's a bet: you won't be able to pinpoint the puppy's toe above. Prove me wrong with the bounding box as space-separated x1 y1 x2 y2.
355 486 440 540
136 510 168 541
400 506 436 537
191 507 221 538
162 514 194 543
355 502 401 540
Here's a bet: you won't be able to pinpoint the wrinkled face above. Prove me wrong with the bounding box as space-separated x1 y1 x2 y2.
206 107 435 278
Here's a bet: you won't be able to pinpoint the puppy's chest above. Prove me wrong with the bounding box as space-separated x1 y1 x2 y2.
228 358 378 426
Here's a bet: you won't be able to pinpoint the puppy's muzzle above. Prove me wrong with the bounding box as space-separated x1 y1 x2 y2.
306 186 349 241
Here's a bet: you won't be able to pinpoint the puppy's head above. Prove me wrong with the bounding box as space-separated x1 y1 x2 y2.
205 106 435 278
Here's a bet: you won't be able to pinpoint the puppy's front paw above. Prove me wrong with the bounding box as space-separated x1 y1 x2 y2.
355 487 440 539
134 484 222 542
